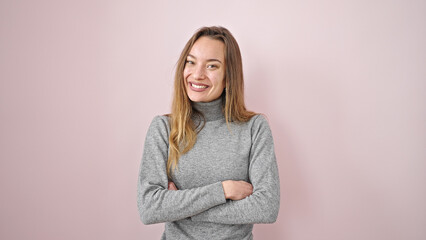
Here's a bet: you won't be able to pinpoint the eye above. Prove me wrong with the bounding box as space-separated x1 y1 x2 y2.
186 60 194 65
207 64 218 69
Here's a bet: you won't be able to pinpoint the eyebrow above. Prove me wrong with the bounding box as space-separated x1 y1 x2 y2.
187 54 222 64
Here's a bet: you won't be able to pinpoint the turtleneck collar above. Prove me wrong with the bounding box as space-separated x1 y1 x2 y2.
192 97 225 122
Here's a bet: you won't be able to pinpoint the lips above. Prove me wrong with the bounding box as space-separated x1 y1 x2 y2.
189 81 209 87
188 81 209 92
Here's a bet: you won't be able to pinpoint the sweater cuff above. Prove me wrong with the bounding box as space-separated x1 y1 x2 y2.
210 181 227 205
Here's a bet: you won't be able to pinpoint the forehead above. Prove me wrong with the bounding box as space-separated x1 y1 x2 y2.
189 36 225 61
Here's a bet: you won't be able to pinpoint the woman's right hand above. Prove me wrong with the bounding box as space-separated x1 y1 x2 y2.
168 181 178 191
221 180 253 200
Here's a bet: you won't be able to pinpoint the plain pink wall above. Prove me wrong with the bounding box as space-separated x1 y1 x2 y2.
1 0 425 239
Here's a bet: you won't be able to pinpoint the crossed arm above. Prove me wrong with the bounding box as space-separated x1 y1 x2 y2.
168 180 253 201
137 115 280 225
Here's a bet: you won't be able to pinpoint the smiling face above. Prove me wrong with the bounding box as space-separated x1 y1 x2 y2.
184 36 226 103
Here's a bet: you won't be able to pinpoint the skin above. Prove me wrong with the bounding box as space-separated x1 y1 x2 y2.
184 36 226 103
221 180 253 200
168 37 253 200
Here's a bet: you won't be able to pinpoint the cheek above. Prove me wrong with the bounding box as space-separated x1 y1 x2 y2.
183 68 190 80
213 71 225 87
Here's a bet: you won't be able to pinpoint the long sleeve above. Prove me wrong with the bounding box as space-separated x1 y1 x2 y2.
137 115 227 225
191 114 280 224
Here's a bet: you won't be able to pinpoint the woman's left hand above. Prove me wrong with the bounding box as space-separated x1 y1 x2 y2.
168 181 178 190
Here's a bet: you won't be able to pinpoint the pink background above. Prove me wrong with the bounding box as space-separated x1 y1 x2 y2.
1 1 425 239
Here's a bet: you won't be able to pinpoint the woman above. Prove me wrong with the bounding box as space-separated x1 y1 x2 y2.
137 26 280 240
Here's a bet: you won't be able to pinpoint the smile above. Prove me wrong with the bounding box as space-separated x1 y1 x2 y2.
189 82 209 89
190 82 208 89
189 82 209 92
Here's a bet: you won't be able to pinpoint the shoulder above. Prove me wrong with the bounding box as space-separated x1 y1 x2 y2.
249 113 271 128
249 114 273 137
150 114 170 126
146 114 171 136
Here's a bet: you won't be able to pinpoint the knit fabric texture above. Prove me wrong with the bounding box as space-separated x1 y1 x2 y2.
137 97 280 240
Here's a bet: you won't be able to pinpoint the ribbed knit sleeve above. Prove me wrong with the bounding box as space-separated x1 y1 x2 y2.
191 114 280 224
137 115 227 225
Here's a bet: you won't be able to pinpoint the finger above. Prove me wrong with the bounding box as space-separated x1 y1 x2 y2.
168 181 178 190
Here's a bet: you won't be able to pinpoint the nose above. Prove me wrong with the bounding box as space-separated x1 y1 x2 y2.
193 65 206 80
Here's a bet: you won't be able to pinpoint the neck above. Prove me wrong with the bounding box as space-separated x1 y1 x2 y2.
192 97 224 122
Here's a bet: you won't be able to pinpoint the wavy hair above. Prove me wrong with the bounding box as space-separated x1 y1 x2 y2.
165 26 257 178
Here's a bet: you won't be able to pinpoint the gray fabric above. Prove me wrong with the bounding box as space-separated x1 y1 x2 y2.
137 97 280 240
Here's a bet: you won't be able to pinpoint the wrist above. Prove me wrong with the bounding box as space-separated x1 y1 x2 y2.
221 181 230 199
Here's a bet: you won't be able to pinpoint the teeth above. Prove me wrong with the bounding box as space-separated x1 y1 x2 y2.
191 83 207 89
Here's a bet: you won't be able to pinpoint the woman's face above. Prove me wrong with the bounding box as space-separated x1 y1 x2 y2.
184 36 226 103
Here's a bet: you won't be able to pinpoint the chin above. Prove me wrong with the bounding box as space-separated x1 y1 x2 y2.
187 93 204 102
189 97 205 102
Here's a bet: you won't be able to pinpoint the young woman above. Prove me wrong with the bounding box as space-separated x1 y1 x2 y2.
137 26 280 240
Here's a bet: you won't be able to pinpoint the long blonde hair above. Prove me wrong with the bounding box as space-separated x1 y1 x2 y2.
165 26 257 178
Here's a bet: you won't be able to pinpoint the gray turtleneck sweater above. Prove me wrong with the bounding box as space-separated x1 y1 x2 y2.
137 97 280 240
